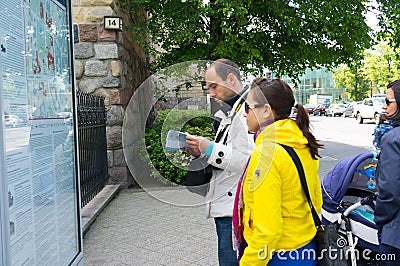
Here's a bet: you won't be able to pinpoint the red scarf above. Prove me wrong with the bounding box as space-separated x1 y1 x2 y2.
232 157 250 260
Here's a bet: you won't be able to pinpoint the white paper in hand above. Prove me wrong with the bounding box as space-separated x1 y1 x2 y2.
165 130 187 151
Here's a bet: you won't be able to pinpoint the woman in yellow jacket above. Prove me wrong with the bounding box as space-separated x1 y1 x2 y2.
233 78 323 266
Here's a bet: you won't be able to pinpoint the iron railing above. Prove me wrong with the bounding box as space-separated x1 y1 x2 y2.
77 91 108 208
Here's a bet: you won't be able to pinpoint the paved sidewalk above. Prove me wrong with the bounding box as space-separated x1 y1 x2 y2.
82 141 369 266
83 188 218 265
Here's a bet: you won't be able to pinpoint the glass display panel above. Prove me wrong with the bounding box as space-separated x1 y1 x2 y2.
0 0 81 265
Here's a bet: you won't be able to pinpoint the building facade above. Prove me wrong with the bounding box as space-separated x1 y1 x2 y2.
280 67 345 105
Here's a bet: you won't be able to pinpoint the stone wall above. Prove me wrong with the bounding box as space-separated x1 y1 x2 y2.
72 0 149 187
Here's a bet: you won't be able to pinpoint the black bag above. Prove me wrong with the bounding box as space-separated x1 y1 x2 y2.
279 144 348 266
315 223 348 266
185 156 213 196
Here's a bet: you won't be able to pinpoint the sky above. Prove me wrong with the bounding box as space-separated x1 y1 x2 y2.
365 0 380 31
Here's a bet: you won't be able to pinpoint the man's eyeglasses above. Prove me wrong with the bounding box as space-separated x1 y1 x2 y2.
244 102 261 113
385 98 396 105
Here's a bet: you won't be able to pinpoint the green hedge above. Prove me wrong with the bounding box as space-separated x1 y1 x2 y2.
145 109 214 185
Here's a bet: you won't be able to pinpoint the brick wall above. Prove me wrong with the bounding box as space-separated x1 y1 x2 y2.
72 0 149 187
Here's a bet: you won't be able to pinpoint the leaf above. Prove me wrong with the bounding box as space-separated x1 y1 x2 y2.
125 0 373 78
143 109 213 185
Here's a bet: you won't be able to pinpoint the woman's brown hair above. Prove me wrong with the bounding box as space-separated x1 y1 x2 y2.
250 78 323 159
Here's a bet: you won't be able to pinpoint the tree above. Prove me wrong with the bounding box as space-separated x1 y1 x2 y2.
126 0 373 79
333 65 355 93
361 41 399 93
333 40 400 100
333 64 370 101
377 0 400 60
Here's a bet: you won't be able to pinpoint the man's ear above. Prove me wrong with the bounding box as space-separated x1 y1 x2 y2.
227 72 236 86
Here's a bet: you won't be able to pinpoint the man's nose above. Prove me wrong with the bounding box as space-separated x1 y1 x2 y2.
209 90 217 98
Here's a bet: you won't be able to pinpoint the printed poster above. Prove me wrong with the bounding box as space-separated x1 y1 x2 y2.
0 0 81 265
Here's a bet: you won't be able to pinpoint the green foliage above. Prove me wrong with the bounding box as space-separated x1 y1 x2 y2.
144 110 213 185
361 41 400 92
377 1 400 58
333 64 370 101
333 40 400 100
125 0 373 80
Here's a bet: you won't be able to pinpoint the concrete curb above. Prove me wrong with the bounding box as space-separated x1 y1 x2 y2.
81 184 121 236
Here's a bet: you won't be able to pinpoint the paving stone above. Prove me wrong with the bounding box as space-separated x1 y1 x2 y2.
83 189 219 265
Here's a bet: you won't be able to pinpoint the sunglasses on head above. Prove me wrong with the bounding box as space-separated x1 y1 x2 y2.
244 102 262 113
385 98 396 105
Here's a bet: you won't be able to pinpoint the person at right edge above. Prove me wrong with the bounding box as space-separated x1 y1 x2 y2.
233 78 323 265
185 59 254 265
374 79 400 266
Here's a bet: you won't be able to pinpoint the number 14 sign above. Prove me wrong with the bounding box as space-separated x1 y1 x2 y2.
104 16 123 31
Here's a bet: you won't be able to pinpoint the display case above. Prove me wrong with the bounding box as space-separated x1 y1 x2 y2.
0 0 83 265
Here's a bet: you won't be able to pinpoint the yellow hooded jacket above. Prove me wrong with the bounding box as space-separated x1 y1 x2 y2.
240 119 322 266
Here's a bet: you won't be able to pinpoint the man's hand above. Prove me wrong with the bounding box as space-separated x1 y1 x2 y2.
185 134 211 157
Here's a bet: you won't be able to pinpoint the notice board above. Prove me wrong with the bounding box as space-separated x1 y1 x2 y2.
0 0 83 265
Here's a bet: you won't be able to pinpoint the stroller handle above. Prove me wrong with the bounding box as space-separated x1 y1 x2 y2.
342 202 362 217
341 193 378 218
360 192 378 206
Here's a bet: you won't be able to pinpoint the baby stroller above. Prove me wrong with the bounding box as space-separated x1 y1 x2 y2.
321 151 380 266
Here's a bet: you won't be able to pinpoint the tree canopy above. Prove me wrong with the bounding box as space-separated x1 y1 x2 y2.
377 0 400 53
332 64 370 101
362 41 398 90
333 40 400 101
126 0 373 79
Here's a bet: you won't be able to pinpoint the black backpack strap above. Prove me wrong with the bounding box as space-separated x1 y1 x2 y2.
216 96 247 145
278 143 322 227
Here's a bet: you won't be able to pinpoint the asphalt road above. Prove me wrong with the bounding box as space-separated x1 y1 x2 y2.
309 115 376 178
311 114 377 151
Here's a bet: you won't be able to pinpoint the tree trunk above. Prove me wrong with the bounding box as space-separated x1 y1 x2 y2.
209 0 223 56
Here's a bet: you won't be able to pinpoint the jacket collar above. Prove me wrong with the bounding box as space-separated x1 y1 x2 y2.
221 86 248 117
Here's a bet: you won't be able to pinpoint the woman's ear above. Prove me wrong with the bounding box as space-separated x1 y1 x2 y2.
262 104 273 119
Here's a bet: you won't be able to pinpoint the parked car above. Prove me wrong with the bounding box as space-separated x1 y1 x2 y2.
326 104 347 117
354 97 385 124
303 104 315 115
342 104 354 118
313 104 330 116
343 102 362 118
350 101 362 117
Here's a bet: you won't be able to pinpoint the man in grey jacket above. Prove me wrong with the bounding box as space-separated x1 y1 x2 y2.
186 59 254 265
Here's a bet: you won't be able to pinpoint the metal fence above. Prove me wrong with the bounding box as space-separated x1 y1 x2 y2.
77 91 108 208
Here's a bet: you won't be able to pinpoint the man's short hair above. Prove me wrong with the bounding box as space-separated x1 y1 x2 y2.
209 58 241 81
